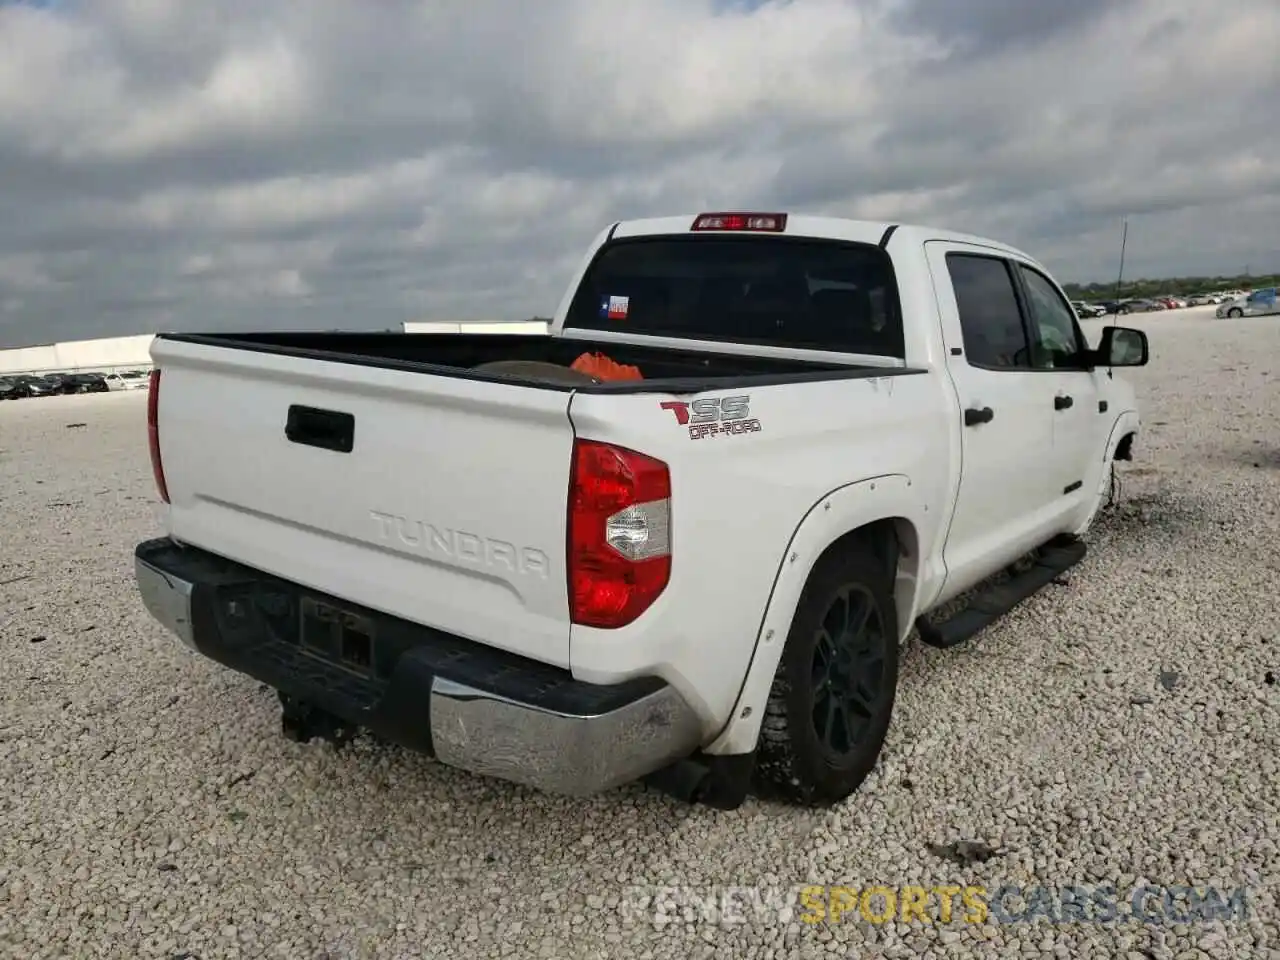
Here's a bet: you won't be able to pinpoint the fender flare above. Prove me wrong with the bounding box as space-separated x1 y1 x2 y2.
1105 409 1140 461
704 473 930 756
1072 407 1139 537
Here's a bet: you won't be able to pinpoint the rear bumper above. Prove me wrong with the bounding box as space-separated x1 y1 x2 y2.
134 537 702 796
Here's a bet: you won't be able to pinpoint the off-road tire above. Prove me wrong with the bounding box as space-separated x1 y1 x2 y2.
757 548 899 805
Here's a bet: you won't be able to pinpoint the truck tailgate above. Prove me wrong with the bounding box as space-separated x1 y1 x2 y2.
150 337 575 668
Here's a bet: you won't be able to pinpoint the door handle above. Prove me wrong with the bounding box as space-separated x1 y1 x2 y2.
964 406 994 427
1054 395 1074 410
285 404 355 453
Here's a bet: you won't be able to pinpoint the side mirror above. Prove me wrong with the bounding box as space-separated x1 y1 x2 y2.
1097 325 1148 367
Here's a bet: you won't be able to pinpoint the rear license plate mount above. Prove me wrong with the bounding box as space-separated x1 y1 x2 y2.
299 597 376 674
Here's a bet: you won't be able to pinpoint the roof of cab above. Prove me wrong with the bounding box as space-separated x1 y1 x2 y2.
609 213 1038 268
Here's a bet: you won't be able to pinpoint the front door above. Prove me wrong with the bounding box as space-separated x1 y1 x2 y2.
1008 260 1107 515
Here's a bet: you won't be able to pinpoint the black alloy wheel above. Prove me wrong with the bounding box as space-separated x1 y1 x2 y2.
810 584 887 759
758 548 900 805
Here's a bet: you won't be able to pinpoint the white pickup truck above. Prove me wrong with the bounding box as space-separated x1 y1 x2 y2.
135 212 1148 809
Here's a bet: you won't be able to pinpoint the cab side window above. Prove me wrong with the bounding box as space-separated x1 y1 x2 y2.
946 253 1031 369
1016 265 1088 369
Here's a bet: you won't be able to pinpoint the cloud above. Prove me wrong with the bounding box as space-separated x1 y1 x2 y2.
0 254 56 291
890 0 1138 57
0 0 1277 347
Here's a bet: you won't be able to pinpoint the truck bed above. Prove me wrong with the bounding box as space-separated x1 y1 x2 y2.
157 330 898 393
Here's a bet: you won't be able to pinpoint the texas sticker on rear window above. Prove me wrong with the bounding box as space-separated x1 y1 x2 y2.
599 295 629 321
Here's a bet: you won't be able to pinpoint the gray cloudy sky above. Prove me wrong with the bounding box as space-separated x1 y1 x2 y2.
0 0 1277 348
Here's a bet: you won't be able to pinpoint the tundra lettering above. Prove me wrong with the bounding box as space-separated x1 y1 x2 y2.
369 510 550 578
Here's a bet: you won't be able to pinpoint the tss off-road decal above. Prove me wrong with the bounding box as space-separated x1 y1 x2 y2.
660 395 763 440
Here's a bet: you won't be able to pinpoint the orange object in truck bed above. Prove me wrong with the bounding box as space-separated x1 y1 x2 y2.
570 352 644 382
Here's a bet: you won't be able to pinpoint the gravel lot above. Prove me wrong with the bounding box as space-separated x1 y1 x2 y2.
2 312 1279 959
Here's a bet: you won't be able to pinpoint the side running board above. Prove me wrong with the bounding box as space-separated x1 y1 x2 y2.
915 535 1087 649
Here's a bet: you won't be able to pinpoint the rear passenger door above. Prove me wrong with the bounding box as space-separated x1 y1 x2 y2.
925 242 1066 599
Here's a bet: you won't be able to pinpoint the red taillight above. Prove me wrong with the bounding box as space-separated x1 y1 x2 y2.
147 369 169 503
691 212 787 232
568 439 671 629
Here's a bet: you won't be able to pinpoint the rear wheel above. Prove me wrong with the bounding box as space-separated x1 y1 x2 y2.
757 548 899 805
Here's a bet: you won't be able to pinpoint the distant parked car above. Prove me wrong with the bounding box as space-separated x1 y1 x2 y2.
40 373 75 393
0 376 30 399
12 375 59 397
65 373 109 393
1112 299 1159 314
1217 287 1279 319
47 372 106 394
1071 300 1107 319
30 372 106 395
101 372 148 391
1186 294 1214 306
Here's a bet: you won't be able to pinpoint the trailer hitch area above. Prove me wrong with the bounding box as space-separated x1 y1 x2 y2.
278 692 358 749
